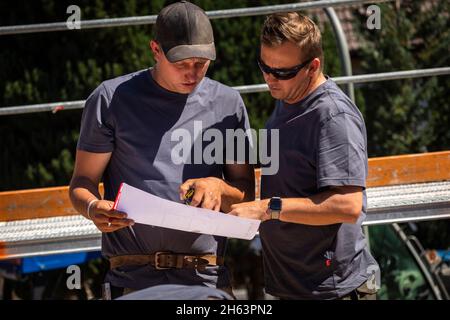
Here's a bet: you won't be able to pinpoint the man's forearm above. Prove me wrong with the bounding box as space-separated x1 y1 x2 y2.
279 190 361 225
69 176 102 218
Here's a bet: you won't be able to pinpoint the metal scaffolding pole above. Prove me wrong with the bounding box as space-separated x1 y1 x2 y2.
0 0 390 36
323 7 355 102
1 67 449 116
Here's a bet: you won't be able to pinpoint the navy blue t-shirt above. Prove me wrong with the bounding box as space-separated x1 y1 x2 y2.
77 69 250 290
260 78 379 299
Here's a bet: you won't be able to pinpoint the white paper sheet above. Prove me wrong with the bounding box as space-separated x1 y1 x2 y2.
114 183 260 240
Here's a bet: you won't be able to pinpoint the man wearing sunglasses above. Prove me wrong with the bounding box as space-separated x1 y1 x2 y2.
230 12 379 300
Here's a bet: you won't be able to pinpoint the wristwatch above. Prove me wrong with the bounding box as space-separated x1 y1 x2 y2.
268 197 282 220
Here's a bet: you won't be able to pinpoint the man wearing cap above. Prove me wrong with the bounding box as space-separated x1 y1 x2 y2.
229 12 380 300
69 1 254 298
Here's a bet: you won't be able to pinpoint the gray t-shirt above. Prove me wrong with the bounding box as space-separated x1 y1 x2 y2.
260 78 379 299
77 69 250 290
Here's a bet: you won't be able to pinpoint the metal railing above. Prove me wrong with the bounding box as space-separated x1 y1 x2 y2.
1 67 449 116
0 0 390 36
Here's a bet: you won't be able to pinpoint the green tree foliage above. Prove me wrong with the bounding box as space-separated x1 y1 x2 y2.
0 0 165 190
352 1 449 157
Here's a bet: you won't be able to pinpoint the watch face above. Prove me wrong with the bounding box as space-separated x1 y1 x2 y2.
271 211 280 220
270 197 282 211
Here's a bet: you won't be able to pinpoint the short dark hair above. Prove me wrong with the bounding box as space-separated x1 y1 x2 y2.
261 12 324 67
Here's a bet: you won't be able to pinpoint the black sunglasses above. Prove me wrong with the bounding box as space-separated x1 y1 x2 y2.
257 56 314 80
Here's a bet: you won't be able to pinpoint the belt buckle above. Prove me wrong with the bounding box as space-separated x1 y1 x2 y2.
154 251 172 270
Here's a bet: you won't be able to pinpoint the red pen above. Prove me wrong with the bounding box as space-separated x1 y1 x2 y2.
113 182 124 210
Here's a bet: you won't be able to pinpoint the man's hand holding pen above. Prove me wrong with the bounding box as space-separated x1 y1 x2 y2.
179 177 224 211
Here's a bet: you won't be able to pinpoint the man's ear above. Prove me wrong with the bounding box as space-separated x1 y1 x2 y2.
309 58 321 75
150 40 161 61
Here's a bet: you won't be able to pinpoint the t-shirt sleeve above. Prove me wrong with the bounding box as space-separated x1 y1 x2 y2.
77 84 115 153
316 112 367 189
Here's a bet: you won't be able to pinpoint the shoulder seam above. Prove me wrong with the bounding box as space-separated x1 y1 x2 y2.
319 90 361 127
100 82 112 104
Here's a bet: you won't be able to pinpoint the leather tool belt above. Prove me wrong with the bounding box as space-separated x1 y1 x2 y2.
109 251 224 271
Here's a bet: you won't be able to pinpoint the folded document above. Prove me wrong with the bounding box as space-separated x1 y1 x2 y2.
113 183 260 240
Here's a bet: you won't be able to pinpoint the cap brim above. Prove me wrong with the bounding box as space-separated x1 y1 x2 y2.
165 43 216 62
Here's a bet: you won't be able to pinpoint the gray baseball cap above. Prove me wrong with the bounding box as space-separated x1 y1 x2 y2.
155 1 216 62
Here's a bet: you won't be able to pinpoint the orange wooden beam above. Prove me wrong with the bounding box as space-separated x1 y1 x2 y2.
254 151 450 190
367 151 450 187
0 186 76 222
1 151 449 222
0 184 104 222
